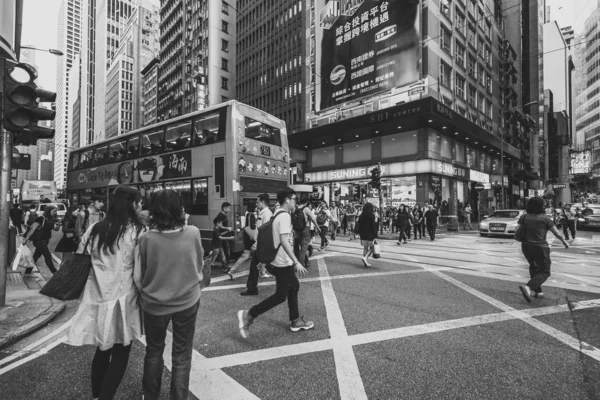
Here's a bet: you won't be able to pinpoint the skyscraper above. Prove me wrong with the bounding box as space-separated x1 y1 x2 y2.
105 0 160 138
235 0 305 134
157 0 236 120
54 0 83 190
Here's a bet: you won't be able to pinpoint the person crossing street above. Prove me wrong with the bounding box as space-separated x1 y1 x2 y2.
424 204 439 241
241 194 273 296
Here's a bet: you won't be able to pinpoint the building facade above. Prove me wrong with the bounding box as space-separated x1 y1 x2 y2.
235 0 305 134
105 1 160 138
142 57 160 126
290 0 532 218
54 0 83 190
157 0 236 120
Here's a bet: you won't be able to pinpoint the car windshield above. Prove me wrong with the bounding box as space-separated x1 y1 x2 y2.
489 211 520 219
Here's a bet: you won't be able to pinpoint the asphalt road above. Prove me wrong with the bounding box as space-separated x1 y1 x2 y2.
1 230 600 399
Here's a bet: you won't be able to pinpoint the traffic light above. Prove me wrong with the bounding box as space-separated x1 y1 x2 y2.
370 166 381 189
3 62 56 145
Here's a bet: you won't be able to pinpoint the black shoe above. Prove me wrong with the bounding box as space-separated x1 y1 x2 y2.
519 285 532 303
308 245 314 257
24 267 33 275
240 290 259 296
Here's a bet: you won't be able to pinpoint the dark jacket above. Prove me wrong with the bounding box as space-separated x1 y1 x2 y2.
395 211 413 228
357 213 378 241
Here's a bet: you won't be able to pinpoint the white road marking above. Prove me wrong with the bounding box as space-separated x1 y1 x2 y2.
0 317 73 367
317 258 368 400
0 336 66 376
51 253 62 266
424 268 600 363
194 301 600 372
139 331 259 399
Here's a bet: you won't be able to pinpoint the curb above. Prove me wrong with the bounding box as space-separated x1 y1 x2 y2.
0 297 66 351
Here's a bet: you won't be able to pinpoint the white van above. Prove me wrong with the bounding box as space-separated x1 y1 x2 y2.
35 203 67 222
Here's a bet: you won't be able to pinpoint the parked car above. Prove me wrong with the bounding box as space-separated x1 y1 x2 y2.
479 210 525 237
35 202 67 222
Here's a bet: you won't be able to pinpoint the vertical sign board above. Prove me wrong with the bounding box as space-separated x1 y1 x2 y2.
315 0 420 111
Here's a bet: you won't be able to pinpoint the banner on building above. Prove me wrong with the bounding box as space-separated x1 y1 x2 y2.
570 150 591 175
315 0 420 111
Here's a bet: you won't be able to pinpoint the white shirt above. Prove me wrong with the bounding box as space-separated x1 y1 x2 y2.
257 207 273 229
271 208 293 267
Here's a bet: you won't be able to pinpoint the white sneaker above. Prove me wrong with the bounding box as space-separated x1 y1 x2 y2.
260 271 272 278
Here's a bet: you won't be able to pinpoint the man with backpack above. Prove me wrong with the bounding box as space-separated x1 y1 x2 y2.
238 188 313 338
241 194 273 296
75 195 106 241
292 196 320 269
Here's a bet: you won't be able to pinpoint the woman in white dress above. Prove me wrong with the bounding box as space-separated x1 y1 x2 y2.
66 185 145 400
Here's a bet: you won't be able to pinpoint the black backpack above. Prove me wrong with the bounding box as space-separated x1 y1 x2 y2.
255 211 286 264
291 206 307 232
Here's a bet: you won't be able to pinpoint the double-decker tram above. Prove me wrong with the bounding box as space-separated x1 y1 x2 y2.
66 101 290 252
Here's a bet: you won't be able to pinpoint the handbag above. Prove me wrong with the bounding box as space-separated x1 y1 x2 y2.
514 215 527 243
40 236 93 301
372 241 381 259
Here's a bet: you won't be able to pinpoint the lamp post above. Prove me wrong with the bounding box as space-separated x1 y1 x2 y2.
20 46 64 57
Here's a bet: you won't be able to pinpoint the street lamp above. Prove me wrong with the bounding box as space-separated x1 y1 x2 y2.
20 46 64 57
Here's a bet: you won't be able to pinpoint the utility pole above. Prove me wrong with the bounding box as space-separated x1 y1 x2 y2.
0 57 11 307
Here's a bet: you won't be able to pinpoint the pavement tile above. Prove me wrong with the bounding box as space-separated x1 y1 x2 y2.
194 280 330 359
354 319 600 400
222 349 340 400
332 271 500 336
444 271 600 311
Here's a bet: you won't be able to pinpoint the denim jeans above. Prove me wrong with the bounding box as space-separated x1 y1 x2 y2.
143 301 200 400
319 226 329 248
521 243 551 293
249 265 299 321
230 249 252 273
294 228 311 267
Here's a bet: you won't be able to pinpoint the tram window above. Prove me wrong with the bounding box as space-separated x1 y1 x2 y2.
192 113 221 146
139 183 164 198
93 145 108 166
165 121 192 151
164 180 192 208
244 117 281 146
80 149 94 169
127 135 141 159
189 179 208 215
68 152 80 171
141 129 164 156
109 139 127 162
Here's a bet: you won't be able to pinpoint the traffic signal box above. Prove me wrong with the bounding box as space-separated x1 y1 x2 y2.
370 166 381 189
2 62 56 145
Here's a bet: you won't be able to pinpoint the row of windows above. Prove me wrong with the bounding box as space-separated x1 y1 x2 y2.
69 110 224 171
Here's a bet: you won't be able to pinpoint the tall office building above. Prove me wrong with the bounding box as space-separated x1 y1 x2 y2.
142 57 160 126
576 5 600 186
157 0 236 120
105 1 160 138
54 0 83 189
68 53 83 149
235 0 305 134
80 0 141 144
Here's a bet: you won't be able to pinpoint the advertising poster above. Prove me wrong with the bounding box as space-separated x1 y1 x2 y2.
69 150 192 189
237 136 290 180
570 150 591 175
315 0 420 111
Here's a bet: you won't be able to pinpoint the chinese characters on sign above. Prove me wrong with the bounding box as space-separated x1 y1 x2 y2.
316 0 420 110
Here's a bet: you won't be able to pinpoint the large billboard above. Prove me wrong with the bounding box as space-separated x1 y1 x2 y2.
315 0 420 111
571 150 591 175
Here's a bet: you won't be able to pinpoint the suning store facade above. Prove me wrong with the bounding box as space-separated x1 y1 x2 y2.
290 97 527 220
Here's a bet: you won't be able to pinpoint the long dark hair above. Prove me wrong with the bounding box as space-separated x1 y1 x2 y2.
42 205 57 219
362 202 375 217
90 185 143 255
149 189 186 231
62 206 77 227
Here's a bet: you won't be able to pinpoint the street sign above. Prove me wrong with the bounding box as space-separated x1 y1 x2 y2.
553 184 566 189
474 183 491 191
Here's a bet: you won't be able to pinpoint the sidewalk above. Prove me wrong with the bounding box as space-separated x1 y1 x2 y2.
0 265 65 350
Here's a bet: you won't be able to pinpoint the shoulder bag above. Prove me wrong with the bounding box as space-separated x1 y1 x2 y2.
514 215 527 243
40 235 93 301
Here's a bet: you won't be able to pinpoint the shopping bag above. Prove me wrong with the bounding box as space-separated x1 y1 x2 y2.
20 245 36 269
372 242 381 259
11 245 23 271
39 252 92 301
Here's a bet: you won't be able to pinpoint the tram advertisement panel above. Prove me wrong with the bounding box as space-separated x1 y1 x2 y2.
315 0 420 111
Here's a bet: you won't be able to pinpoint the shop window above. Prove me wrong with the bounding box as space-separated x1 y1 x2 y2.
311 146 335 167
381 132 418 159
440 137 452 159
455 142 465 163
343 139 372 163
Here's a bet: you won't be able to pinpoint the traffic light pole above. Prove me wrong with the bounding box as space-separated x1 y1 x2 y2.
0 125 12 307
